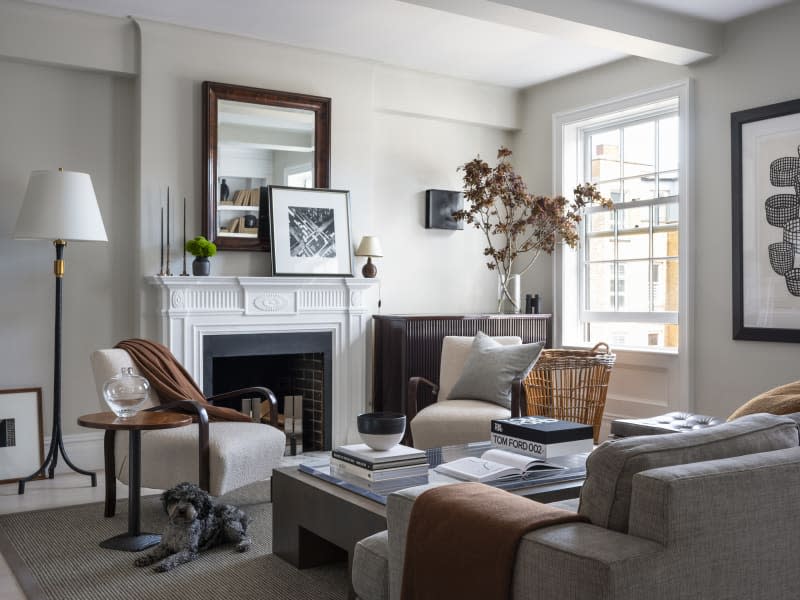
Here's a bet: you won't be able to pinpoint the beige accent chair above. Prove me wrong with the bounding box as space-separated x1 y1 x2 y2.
408 336 522 449
91 349 286 514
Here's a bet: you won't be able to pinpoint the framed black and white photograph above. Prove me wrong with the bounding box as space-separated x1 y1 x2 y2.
268 186 354 276
0 387 44 484
425 189 464 230
732 98 800 342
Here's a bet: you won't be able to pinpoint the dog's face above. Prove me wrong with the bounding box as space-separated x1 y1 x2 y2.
161 482 213 524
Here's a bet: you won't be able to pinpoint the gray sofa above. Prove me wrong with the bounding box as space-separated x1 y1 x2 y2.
352 412 800 600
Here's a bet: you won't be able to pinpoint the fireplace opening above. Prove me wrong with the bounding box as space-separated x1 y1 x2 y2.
202 332 332 451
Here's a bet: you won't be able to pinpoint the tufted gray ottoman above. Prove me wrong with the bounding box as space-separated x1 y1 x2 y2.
610 411 724 438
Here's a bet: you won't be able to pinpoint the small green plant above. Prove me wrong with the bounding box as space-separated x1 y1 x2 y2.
185 236 217 258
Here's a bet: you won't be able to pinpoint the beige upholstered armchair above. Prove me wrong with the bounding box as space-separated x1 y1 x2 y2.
408 335 539 449
91 348 286 515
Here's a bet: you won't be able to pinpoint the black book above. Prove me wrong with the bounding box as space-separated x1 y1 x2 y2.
491 417 593 444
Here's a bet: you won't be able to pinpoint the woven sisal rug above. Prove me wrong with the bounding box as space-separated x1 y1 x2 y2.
0 492 347 600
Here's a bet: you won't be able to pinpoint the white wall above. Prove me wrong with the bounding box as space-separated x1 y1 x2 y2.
135 19 518 335
0 3 518 451
515 1 800 418
0 57 136 438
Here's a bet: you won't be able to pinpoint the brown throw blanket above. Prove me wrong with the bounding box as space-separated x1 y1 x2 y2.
115 338 252 423
401 482 587 600
728 379 800 420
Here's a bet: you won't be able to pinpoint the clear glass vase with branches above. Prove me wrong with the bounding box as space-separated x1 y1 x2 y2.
454 147 612 313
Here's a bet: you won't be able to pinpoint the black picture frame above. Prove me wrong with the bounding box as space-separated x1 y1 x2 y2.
425 189 464 230
0 387 44 484
268 185 354 277
732 97 800 342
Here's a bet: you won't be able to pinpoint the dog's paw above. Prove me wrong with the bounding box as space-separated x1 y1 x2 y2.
134 556 153 567
154 562 171 573
236 539 251 553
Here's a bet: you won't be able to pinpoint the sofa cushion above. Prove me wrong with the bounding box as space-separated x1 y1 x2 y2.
447 332 544 409
352 530 389 600
579 412 799 533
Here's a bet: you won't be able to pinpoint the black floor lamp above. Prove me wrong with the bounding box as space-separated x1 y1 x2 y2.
14 169 108 494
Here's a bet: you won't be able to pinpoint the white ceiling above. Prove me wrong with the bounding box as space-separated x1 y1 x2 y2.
25 0 792 88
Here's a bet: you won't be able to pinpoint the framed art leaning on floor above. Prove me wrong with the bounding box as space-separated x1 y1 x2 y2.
268 186 354 277
0 387 44 484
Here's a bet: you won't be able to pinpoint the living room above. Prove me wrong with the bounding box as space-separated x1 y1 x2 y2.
2 0 800 598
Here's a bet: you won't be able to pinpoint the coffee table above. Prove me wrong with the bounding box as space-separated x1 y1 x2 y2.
272 442 587 596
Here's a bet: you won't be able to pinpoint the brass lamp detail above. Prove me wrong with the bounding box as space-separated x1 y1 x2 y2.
355 236 383 279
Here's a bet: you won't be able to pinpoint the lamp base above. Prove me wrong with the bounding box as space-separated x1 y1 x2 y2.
361 257 377 278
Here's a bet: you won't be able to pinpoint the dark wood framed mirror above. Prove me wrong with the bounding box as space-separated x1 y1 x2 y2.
202 81 331 251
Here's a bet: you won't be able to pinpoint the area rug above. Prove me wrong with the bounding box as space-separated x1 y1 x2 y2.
0 493 347 600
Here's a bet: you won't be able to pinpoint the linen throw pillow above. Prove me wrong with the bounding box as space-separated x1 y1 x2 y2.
446 332 544 409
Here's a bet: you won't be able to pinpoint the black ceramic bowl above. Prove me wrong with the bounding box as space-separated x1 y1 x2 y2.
357 412 406 450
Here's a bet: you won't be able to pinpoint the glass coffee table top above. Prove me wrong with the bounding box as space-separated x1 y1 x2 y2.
298 441 588 505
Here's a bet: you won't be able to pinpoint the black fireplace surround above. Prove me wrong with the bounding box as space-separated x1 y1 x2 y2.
202 332 333 450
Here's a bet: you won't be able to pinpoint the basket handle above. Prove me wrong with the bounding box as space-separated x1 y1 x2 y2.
591 342 610 355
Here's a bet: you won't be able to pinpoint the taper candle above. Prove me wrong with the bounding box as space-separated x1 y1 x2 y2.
181 196 189 276
159 205 165 275
166 186 172 276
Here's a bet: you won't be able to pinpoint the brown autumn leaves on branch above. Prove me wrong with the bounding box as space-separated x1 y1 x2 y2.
453 147 613 300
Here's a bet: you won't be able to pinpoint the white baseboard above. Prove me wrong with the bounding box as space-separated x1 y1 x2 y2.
42 431 105 473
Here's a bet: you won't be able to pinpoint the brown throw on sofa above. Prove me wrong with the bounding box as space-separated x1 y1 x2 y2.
115 338 252 422
400 482 587 600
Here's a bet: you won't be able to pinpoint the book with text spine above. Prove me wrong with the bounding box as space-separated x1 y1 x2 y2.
328 466 429 493
329 457 429 481
490 432 593 460
330 451 428 470
491 417 593 444
331 443 426 470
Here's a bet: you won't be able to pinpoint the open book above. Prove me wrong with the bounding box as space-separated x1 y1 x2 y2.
434 448 563 483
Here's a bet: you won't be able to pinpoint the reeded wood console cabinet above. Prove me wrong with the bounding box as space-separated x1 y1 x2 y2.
372 314 551 416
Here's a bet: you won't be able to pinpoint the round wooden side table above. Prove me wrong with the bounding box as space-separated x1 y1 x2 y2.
78 410 193 552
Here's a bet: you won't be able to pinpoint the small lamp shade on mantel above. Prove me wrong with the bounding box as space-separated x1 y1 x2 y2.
355 235 383 278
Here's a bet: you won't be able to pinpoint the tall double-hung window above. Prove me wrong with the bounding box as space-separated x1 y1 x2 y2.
558 89 687 352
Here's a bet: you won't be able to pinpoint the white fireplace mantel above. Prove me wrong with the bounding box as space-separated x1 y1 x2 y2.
147 276 379 446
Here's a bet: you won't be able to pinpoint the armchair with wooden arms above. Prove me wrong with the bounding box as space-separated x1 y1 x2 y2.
407 335 528 449
91 348 286 516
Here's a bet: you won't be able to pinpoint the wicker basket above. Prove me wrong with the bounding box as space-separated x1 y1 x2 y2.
523 343 616 443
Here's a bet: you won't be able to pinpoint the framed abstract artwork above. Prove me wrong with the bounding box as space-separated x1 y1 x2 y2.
268 186 354 276
425 189 464 230
0 387 44 484
732 98 800 342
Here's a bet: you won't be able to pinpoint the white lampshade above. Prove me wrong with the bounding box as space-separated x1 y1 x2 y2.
14 170 107 242
355 235 383 258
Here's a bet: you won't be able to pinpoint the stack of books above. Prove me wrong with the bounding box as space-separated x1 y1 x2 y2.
490 417 594 460
329 443 429 493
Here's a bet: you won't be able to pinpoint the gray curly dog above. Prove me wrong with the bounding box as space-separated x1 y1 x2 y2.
134 482 251 572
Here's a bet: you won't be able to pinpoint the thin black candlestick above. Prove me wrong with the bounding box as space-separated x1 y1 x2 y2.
159 206 165 275
181 196 189 276
165 187 172 276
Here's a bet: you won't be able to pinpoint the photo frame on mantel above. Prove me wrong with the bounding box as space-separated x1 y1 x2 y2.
268 186 354 276
0 387 44 484
732 97 800 342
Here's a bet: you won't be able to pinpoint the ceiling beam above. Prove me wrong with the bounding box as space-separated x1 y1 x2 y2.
399 0 721 65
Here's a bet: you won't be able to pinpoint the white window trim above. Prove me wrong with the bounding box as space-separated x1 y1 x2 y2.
552 80 693 411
